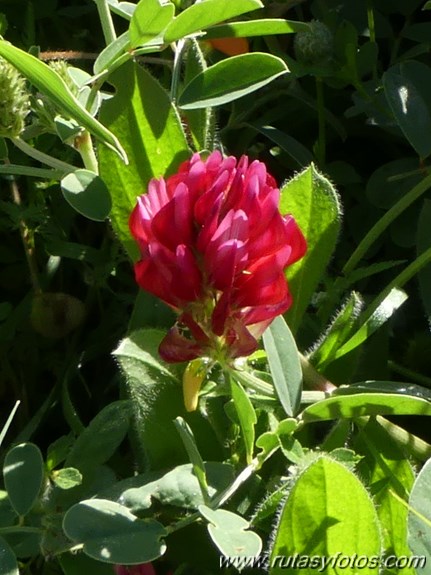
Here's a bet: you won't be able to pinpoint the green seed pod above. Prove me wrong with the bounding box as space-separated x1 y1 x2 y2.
294 20 334 66
0 56 30 138
31 292 85 339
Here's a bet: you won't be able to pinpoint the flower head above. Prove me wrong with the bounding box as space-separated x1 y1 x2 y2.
0 56 30 138
130 151 306 363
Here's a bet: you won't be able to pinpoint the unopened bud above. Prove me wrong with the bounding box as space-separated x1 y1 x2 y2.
294 21 333 66
31 292 85 339
182 358 206 412
0 56 30 138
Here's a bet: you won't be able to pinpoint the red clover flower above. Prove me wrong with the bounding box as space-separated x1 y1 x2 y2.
130 151 306 364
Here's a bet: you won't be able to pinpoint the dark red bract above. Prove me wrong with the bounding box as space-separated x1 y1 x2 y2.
130 151 306 362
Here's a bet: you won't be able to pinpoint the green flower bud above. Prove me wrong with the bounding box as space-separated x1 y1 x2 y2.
48 60 78 96
31 292 85 339
0 56 30 138
294 20 334 66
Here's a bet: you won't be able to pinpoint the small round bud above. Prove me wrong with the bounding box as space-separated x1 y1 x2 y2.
183 358 206 412
31 292 85 339
294 21 334 66
0 56 30 138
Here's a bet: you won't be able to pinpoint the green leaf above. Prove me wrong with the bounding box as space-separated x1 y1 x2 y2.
174 417 209 503
417 200 431 323
248 122 313 167
63 499 166 564
408 457 431 561
113 329 186 470
204 18 309 39
3 443 44 517
98 61 188 259
121 462 234 511
183 39 215 151
263 315 302 416
107 0 137 20
0 536 18 575
61 170 112 221
301 392 431 423
199 505 262 558
256 418 298 463
334 287 408 360
178 53 288 110
93 32 131 76
0 41 127 162
280 164 341 334
383 62 431 158
65 400 132 476
354 418 415 565
164 0 263 43
0 164 64 179
269 456 380 574
310 292 363 370
46 434 75 471
129 0 175 48
229 375 257 464
52 468 83 490
346 381 431 402
0 401 20 449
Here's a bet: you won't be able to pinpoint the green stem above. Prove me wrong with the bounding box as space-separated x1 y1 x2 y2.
75 131 99 174
315 76 326 166
170 39 186 104
0 401 20 448
7 168 41 293
342 170 431 276
356 415 431 462
366 0 378 81
388 361 431 388
366 0 376 44
166 458 260 536
93 0 117 45
11 138 76 173
300 353 336 392
231 369 275 397
0 526 42 535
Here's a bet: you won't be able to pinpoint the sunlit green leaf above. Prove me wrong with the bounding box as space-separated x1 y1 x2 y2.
178 53 288 109
280 164 341 334
270 456 380 574
129 0 174 48
301 392 431 423
0 41 127 162
229 375 257 464
204 18 308 39
408 457 431 563
98 61 188 259
164 0 263 43
263 316 302 416
334 287 408 360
